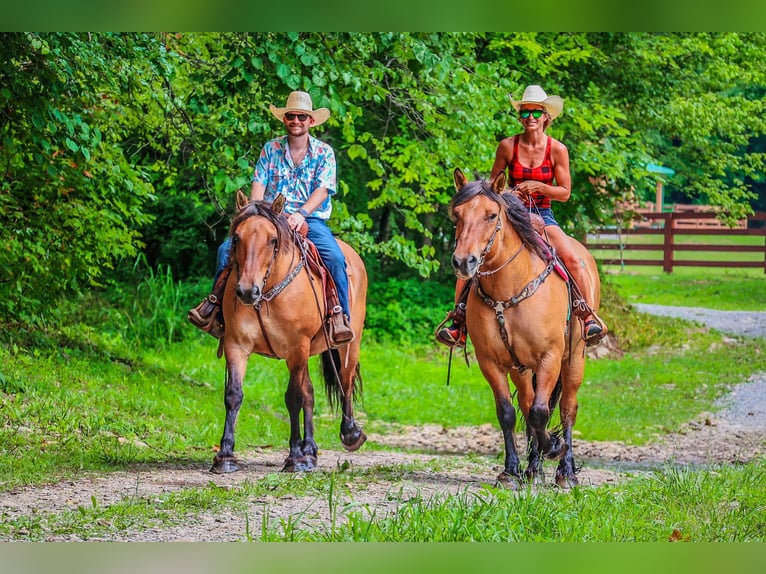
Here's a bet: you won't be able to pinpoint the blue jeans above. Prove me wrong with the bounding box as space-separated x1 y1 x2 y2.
214 218 351 317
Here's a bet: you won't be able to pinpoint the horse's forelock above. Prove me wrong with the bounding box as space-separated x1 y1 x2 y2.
450 179 498 217
229 201 291 250
451 176 549 262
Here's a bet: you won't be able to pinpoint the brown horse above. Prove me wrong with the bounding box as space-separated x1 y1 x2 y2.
211 193 367 474
450 168 600 488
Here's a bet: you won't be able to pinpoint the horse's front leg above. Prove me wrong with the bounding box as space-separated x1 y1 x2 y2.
211 352 247 474
282 356 317 472
481 363 523 489
526 367 568 462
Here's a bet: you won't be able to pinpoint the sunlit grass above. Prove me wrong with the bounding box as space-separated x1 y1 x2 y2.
604 268 766 310
4 458 762 542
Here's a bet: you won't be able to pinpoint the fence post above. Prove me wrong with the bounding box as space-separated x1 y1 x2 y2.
663 213 674 273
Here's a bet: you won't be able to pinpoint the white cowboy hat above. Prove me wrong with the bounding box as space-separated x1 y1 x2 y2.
509 85 564 120
269 91 330 126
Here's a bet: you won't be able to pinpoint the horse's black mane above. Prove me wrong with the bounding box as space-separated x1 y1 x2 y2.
228 200 293 255
451 178 550 262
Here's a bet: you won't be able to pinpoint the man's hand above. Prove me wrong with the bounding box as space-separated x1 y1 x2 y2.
286 211 306 230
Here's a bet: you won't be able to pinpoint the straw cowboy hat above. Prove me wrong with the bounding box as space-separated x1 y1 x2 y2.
269 91 330 126
509 85 564 120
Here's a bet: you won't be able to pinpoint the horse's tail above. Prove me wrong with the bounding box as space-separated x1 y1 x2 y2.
320 350 364 411
548 374 563 413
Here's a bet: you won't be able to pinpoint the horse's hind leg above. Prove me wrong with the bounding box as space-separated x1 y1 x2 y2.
282 357 317 472
337 347 366 452
524 425 545 484
555 371 582 488
211 353 247 474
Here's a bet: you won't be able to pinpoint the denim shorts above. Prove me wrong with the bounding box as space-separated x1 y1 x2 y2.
536 208 559 227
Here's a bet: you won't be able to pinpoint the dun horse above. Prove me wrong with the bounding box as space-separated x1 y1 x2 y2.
211 191 367 474
449 168 600 488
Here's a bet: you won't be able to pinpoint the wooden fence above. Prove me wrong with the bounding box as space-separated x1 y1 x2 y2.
584 211 766 273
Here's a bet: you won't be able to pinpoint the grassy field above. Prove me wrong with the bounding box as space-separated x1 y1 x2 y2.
1 266 764 541
604 267 766 310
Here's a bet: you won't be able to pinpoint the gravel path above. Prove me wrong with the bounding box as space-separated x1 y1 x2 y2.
633 304 766 339
633 304 766 427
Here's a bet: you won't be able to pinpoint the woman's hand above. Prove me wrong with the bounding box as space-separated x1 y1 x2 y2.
516 180 546 198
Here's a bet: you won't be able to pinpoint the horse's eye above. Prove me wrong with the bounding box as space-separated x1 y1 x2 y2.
487 212 498 222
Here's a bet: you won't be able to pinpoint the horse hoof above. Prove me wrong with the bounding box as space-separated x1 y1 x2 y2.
341 431 367 452
210 457 240 474
524 468 545 485
555 471 578 489
282 455 317 473
495 471 523 490
547 442 569 462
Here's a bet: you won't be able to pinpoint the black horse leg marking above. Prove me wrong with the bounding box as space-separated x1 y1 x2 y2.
555 424 579 488
300 376 318 463
282 363 317 472
495 396 523 488
524 424 544 483
211 360 245 473
340 367 366 451
528 398 568 462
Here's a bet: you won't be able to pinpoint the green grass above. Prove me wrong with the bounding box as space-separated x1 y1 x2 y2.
1 308 764 490
3 458 762 541
604 268 766 310
270 461 765 541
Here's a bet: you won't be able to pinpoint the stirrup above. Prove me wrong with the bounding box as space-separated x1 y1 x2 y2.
328 306 355 346
584 317 607 347
188 297 224 339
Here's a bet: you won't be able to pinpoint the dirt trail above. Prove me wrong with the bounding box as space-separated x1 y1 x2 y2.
1 306 764 541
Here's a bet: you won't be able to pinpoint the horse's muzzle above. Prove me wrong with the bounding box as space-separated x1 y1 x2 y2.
236 283 262 306
452 253 479 279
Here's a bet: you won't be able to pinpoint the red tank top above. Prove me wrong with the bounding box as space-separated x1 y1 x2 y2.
508 135 553 210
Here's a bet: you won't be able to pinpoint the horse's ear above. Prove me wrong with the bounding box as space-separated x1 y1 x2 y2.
453 168 468 192
491 171 507 194
271 193 286 215
236 189 249 211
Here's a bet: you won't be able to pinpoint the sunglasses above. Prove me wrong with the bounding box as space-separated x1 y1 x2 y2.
285 113 309 121
519 109 546 119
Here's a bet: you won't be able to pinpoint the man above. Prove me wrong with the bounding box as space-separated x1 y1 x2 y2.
188 91 355 345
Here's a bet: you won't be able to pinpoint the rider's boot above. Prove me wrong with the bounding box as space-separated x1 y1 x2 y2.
328 305 355 346
435 301 467 348
187 268 230 339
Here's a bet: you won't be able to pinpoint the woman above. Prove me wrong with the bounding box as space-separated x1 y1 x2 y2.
436 85 606 347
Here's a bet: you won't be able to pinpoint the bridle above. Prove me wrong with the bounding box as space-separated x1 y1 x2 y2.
231 220 306 356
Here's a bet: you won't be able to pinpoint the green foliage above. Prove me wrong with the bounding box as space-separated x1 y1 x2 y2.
3 32 766 324
364 276 454 345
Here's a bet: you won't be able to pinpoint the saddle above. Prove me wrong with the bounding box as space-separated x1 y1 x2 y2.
529 214 607 346
294 222 345 327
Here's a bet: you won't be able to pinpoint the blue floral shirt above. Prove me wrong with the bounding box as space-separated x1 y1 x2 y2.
252 134 336 220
